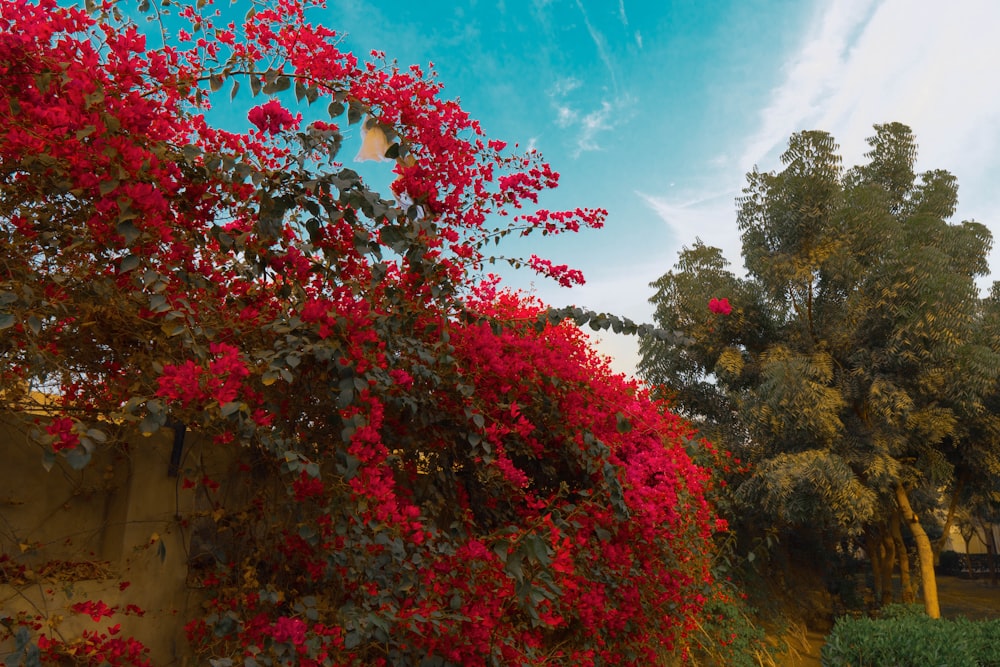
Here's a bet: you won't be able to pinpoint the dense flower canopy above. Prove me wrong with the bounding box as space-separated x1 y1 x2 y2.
0 0 729 664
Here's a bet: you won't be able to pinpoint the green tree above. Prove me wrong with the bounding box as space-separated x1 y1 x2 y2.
640 123 1000 618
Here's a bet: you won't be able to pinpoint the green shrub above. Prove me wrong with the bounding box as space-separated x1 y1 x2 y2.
683 592 774 667
821 607 1000 666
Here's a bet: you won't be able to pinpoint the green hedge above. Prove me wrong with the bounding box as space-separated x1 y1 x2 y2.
822 605 1000 666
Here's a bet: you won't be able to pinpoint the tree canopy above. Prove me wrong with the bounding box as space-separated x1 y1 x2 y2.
640 123 1000 617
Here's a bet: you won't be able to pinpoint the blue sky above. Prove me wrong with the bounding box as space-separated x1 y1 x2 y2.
153 0 996 374
313 0 1000 375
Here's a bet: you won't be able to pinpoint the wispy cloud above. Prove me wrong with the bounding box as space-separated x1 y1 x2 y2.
574 0 619 94
638 190 744 269
551 77 581 97
649 0 1000 280
548 77 628 156
738 0 879 170
575 101 614 155
555 105 578 128
741 0 1000 180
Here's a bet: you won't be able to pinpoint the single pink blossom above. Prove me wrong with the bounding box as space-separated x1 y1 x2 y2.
248 99 296 134
708 297 732 316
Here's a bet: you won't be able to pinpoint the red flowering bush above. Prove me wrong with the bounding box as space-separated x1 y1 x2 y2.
0 0 731 663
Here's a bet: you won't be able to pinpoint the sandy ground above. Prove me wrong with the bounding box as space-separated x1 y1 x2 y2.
778 575 1000 666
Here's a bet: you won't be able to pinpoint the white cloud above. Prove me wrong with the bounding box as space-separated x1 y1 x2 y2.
638 190 744 272
635 0 1000 291
737 0 1000 277
742 0 1000 178
551 77 581 96
555 105 578 127
549 78 627 156
575 101 614 155
738 0 879 170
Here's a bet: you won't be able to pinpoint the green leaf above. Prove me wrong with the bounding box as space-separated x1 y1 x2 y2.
161 322 185 337
139 415 162 436
86 428 107 443
0 313 14 330
117 221 141 245
65 445 92 470
615 412 633 434
148 294 169 312
220 401 243 417
120 254 140 273
347 100 365 125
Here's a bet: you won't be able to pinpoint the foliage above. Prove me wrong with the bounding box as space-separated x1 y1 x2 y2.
682 591 773 667
638 124 1000 615
0 0 734 664
821 605 1000 666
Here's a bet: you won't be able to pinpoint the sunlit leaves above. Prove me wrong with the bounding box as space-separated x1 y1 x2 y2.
641 123 1000 569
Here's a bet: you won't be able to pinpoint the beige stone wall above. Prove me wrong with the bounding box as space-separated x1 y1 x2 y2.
0 412 239 665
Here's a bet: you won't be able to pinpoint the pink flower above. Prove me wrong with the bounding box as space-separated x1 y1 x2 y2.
45 417 81 452
247 99 296 134
271 616 307 645
708 297 732 316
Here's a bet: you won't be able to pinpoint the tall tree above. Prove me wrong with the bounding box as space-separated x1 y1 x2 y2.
640 123 1000 618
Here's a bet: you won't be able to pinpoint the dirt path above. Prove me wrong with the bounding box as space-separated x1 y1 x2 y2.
776 575 1000 666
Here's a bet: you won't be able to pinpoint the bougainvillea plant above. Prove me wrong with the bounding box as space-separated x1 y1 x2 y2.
0 0 732 664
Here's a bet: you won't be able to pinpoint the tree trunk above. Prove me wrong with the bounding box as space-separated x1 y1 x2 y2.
891 508 914 603
895 483 940 618
933 476 963 565
866 529 884 606
881 529 896 606
987 525 998 586
961 532 975 579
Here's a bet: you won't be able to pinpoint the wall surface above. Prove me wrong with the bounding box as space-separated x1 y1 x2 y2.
0 413 239 665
